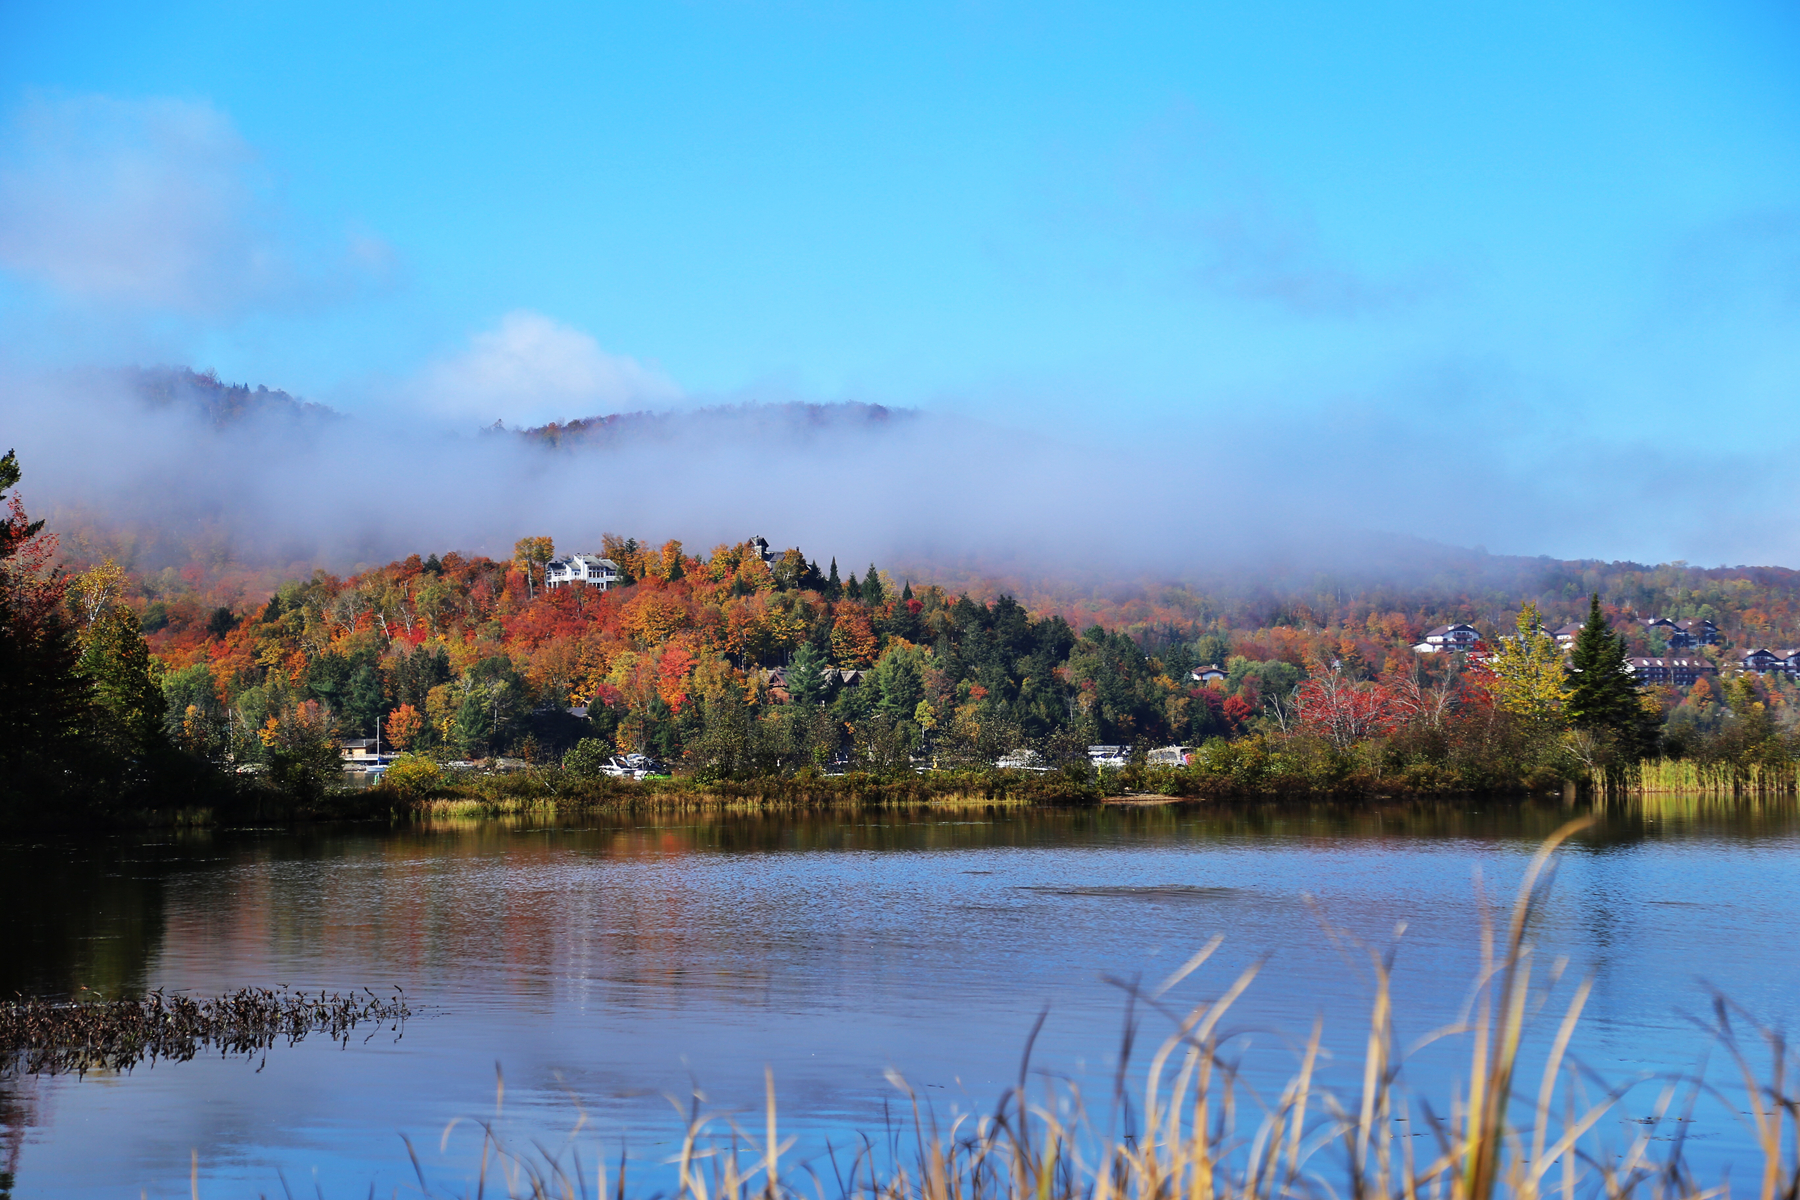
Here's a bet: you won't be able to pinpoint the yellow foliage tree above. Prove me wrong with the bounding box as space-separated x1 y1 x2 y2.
69 557 127 626
622 592 689 646
1483 602 1567 728
512 536 555 599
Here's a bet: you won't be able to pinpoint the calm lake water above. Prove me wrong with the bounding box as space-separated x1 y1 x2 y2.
2 798 1797 1198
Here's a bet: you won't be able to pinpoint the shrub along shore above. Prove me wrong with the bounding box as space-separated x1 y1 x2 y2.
8 743 1797 833
61 749 1792 833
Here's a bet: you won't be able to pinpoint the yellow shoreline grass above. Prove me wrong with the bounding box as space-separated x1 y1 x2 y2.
382 818 1795 1200
1637 759 1799 797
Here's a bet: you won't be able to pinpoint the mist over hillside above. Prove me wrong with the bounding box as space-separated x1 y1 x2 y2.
132 367 342 430
5 365 1797 616
0 364 1386 577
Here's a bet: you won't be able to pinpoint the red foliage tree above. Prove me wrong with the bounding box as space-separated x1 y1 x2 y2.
1295 674 1402 748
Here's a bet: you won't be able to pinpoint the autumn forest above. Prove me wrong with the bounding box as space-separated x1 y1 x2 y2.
7 440 1800 822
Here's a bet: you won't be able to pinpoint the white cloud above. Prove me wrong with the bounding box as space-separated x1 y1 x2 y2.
410 311 683 428
0 93 389 317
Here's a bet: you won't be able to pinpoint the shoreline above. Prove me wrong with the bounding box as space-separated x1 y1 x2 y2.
4 761 1791 835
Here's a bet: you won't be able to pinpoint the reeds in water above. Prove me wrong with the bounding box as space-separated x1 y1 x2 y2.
395 818 1797 1200
0 986 410 1077
1638 758 1799 797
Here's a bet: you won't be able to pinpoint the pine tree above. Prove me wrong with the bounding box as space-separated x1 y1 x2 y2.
788 642 829 708
825 558 841 601
1566 593 1643 740
0 449 87 796
862 564 885 606
845 572 863 603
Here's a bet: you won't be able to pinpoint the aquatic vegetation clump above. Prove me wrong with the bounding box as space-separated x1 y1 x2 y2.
0 986 410 1077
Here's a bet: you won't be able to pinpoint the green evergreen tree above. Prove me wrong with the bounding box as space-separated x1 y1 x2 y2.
1566 593 1640 734
862 564 884 606
825 558 841 601
454 685 494 757
788 641 829 707
0 449 87 797
845 572 862 603
344 662 385 736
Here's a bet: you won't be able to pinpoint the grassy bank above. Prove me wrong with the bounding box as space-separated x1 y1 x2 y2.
19 751 1797 833
387 766 1101 820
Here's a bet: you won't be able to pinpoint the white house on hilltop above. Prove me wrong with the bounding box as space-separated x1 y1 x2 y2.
1413 623 1480 653
544 554 621 591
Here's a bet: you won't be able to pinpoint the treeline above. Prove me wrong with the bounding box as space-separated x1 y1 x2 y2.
9 437 1800 824
120 521 1800 797
2 452 231 818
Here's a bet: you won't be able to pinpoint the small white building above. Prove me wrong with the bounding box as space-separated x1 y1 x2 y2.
1190 664 1227 685
1413 623 1481 653
544 554 621 591
1087 744 1129 768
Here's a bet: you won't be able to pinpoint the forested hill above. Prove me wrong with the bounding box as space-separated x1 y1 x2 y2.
49 368 1800 651
131 367 342 429
896 553 1800 655
131 533 1800 762
512 401 910 449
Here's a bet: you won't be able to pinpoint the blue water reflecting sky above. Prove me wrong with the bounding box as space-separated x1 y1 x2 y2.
2 802 1795 1198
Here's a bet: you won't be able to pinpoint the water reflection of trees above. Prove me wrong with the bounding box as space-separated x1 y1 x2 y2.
0 838 178 999
399 795 1800 855
0 1073 40 1199
3 801 1787 1011
0 834 181 1197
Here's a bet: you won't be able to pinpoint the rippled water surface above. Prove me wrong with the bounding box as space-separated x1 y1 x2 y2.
2 798 1796 1198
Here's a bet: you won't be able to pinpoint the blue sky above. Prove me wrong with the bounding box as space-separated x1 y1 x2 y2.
2 1 1799 562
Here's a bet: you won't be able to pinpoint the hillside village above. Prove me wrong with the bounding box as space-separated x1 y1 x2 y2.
1411 612 1800 690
